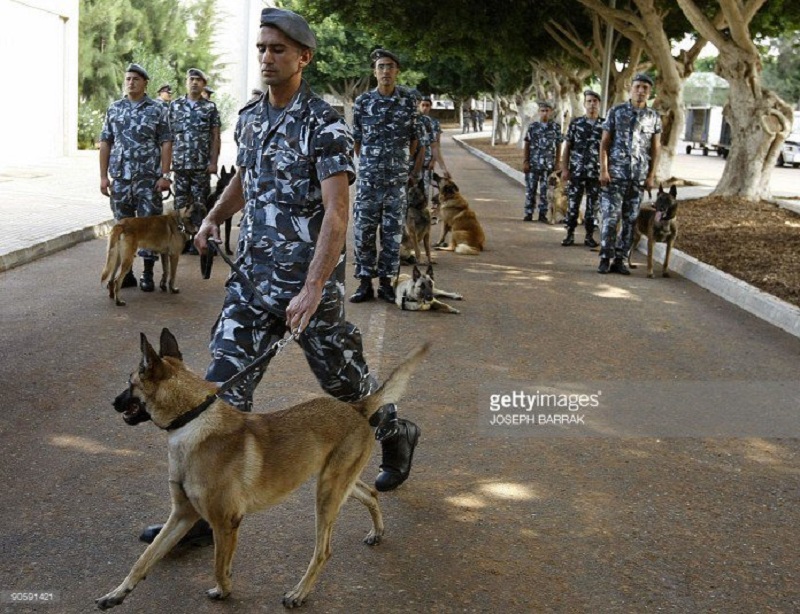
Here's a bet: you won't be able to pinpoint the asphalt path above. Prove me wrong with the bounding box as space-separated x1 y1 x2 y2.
1 136 799 613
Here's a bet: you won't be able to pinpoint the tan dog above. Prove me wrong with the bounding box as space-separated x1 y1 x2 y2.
96 329 428 610
434 177 485 255
546 171 569 224
628 184 679 278
394 265 462 314
100 208 195 306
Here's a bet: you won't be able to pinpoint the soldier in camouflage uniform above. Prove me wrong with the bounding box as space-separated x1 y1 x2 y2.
561 90 604 248
156 84 172 108
419 96 451 189
350 48 425 304
168 68 221 243
523 101 562 222
142 8 422 548
99 63 173 292
598 73 662 275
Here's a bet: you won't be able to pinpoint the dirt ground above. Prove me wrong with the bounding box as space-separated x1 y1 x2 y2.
468 138 800 308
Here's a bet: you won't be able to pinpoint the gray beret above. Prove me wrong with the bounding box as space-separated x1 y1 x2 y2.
260 8 317 49
583 89 601 100
186 68 208 82
203 86 215 96
537 100 554 110
632 73 654 87
125 63 149 80
371 48 401 68
157 84 172 94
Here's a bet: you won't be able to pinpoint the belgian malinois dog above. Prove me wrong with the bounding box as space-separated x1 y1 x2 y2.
400 179 433 266
628 184 679 278
393 264 463 314
96 329 428 610
100 208 196 306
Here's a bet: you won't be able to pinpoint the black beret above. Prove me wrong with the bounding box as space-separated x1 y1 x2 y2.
157 84 172 94
186 68 208 83
537 100 554 110
260 8 317 49
583 89 601 100
632 73 654 87
370 48 401 68
421 96 432 103
125 63 149 80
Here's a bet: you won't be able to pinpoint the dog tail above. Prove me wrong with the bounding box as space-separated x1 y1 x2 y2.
100 226 123 284
355 343 430 421
454 244 481 255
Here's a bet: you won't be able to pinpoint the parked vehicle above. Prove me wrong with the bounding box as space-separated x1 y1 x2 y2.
683 106 730 157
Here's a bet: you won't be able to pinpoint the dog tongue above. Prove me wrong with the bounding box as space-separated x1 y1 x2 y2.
655 211 662 223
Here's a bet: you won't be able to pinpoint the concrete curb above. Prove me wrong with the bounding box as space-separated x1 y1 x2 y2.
453 134 800 340
0 219 114 273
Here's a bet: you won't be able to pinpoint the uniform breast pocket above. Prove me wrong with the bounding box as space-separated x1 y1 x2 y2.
273 149 311 206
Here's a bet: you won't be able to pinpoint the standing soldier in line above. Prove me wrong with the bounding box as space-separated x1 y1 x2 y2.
168 68 221 252
156 84 172 108
598 73 662 275
418 96 451 187
350 48 425 304
561 90 604 248
99 63 173 291
523 101 562 223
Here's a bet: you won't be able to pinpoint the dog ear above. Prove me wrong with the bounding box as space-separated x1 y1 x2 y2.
159 328 183 360
669 184 677 198
432 172 441 182
426 264 434 280
658 184 664 194
139 333 161 374
412 265 421 281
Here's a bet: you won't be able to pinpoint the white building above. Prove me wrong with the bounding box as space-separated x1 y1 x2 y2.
0 0 79 164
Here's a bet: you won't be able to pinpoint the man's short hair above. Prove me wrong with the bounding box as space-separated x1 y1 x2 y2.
421 96 432 104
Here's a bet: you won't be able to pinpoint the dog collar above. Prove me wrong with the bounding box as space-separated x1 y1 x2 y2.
165 394 216 431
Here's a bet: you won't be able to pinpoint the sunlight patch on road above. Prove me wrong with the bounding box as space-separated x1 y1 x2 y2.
50 434 139 456
592 284 641 300
479 482 541 501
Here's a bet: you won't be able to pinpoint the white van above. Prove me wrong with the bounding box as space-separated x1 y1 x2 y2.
777 112 800 168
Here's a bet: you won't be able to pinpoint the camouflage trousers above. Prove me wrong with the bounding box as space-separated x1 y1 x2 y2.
205 263 375 411
174 169 210 227
110 177 163 260
353 178 407 279
524 170 549 216
599 179 643 260
565 177 600 232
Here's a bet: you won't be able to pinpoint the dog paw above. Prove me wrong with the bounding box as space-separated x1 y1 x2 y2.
170 287 180 294
363 530 383 546
95 589 129 610
282 587 307 609
647 273 654 279
206 587 230 601
662 271 671 278
450 308 461 315
115 299 127 307
453 294 463 301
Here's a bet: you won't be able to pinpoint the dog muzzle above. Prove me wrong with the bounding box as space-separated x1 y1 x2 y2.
113 385 152 426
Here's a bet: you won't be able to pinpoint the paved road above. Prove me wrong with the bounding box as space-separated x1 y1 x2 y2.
1 134 799 613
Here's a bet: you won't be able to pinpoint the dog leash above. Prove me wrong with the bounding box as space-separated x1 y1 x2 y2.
166 239 298 431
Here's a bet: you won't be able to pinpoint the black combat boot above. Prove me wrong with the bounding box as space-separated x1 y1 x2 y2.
561 230 575 246
538 212 549 223
140 519 213 547
523 214 533 222
121 270 138 288
139 259 156 292
598 257 610 274
376 277 395 303
375 418 420 492
584 232 599 248
610 257 631 275
349 277 374 303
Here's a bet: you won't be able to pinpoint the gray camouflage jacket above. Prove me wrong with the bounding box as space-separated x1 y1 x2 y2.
565 116 605 179
352 86 423 184
603 101 662 183
233 81 355 315
100 96 171 180
525 120 563 172
169 97 221 170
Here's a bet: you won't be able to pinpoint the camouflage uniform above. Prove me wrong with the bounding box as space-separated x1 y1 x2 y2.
205 80 374 410
100 95 171 222
418 113 438 194
169 96 221 226
564 115 604 233
599 101 662 260
352 86 423 280
524 120 563 216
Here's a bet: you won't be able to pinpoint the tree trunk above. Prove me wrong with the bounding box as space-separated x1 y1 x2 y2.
652 76 685 183
713 51 793 199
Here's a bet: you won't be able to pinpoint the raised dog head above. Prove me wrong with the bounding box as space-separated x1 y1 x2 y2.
406 179 428 211
112 328 205 428
437 176 460 200
654 184 679 224
208 165 235 209
409 265 435 303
